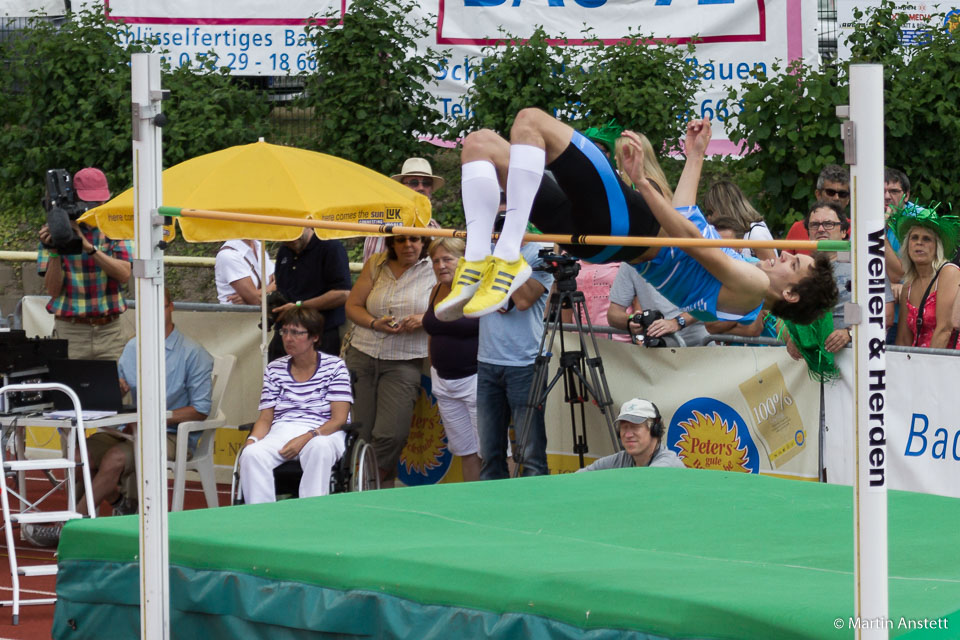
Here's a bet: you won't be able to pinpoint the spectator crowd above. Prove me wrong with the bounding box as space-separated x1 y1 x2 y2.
32 114 957 529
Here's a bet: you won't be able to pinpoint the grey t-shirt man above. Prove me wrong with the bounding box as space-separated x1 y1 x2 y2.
609 263 710 346
577 447 685 472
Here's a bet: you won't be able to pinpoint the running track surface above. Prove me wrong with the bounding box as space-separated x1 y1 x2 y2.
0 472 230 639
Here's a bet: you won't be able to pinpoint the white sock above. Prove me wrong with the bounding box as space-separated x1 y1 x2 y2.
494 145 545 262
461 161 501 262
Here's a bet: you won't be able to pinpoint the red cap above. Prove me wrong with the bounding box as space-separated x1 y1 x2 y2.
73 167 111 202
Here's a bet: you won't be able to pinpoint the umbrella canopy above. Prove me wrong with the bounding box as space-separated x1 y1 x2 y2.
80 141 432 242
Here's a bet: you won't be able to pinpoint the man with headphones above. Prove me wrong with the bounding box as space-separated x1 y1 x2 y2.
577 398 684 471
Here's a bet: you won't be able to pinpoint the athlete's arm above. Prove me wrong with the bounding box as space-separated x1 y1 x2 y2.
672 119 711 208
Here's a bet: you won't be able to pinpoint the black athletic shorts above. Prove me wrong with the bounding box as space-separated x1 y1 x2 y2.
528 130 660 263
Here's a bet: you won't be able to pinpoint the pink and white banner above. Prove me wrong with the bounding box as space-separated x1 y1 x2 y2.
73 0 817 145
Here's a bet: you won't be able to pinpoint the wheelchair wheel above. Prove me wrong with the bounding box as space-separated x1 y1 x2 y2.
349 438 380 492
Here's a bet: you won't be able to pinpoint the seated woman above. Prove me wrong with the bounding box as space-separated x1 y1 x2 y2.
239 307 353 503
893 206 960 349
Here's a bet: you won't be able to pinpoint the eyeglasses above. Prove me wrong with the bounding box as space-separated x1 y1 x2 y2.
807 220 840 230
402 178 432 188
822 188 850 199
278 328 309 337
393 236 422 244
885 188 904 196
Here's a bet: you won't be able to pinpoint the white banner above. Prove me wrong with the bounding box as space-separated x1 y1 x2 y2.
1 0 64 15
826 349 960 499
75 0 817 147
545 339 822 479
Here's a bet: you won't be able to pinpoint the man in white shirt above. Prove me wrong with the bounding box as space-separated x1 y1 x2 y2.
215 239 276 304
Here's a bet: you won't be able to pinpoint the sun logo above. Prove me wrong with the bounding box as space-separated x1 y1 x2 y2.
674 410 751 472
399 384 450 480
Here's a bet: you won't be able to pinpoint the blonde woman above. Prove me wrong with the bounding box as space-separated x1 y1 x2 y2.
702 179 776 262
422 238 481 481
614 132 674 201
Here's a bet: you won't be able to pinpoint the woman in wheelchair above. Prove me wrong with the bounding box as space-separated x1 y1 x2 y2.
239 307 353 503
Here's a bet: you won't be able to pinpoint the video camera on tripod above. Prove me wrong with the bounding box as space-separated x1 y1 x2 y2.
41 169 94 255
536 249 581 282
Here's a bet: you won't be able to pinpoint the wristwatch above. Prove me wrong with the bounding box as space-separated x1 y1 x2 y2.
676 315 687 329
85 247 98 256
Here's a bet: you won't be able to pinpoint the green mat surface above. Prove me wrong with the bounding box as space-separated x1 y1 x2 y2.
53 469 960 639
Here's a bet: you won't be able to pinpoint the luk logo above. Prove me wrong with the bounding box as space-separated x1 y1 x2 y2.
666 398 759 473
398 375 452 486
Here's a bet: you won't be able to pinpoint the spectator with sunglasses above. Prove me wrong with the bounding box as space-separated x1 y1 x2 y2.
785 165 850 256
345 234 435 487
362 158 444 263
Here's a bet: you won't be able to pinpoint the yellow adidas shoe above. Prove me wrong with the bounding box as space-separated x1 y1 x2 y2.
463 255 532 318
435 257 486 321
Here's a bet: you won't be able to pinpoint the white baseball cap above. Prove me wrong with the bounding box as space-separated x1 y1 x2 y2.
615 398 658 424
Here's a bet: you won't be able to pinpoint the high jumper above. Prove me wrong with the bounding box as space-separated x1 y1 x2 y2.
436 109 837 325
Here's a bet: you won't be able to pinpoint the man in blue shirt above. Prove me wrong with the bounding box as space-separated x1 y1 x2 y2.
24 291 212 547
477 240 554 480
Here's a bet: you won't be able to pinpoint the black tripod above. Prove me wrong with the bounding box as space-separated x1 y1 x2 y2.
512 255 619 476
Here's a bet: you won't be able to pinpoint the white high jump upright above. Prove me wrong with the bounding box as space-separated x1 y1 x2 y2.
131 53 170 640
846 63 889 638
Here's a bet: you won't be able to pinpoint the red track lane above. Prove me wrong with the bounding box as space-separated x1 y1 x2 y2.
0 472 233 639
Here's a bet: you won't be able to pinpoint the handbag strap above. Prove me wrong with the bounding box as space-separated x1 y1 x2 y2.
912 263 947 347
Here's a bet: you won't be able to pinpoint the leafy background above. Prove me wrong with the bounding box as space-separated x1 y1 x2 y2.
0 0 955 300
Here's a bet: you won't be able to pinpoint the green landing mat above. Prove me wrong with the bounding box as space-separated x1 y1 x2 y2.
53 469 960 639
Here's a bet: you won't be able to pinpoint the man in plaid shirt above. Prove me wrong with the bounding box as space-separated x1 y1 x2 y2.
37 168 133 359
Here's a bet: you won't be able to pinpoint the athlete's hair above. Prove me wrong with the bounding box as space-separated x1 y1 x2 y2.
769 253 838 325
614 133 674 201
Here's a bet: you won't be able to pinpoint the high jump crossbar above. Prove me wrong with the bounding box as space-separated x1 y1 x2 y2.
157 206 850 253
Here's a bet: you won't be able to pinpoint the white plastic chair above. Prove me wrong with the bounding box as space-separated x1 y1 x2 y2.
167 353 235 511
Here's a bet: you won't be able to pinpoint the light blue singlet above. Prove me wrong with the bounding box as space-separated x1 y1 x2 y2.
633 206 763 324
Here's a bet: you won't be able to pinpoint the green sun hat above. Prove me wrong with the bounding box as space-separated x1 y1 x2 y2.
889 202 960 258
582 119 624 154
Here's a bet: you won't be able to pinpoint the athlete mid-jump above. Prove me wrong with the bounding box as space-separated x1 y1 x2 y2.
436 110 836 326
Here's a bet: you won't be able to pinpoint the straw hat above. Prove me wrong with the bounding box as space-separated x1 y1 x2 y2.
391 158 445 191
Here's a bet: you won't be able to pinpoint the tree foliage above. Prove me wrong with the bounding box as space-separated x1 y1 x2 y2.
0 9 271 215
298 0 447 176
724 60 846 231
460 28 700 153
727 1 960 232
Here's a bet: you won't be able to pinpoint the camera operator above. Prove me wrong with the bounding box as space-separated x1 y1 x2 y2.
606 262 707 347
37 168 133 360
577 398 684 471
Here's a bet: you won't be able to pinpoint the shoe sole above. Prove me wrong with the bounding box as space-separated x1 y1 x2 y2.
435 264 485 321
463 262 532 318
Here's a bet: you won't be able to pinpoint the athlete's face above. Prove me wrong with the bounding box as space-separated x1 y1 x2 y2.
758 251 815 299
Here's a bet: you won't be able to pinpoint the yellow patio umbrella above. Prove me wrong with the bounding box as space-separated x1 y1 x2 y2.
79 140 432 241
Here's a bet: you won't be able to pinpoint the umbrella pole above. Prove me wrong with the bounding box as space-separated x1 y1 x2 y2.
157 206 848 253
260 241 268 372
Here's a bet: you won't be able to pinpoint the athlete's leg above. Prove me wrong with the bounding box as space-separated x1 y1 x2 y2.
494 109 575 262
461 129 509 261
436 130 510 321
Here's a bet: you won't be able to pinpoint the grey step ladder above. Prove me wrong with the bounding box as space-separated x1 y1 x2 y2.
0 383 96 625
